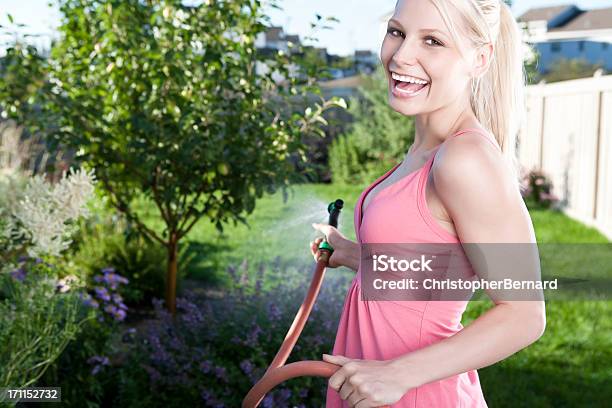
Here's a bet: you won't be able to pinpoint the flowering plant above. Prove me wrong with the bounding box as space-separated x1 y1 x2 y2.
1 167 96 262
0 260 94 391
117 257 351 407
520 167 560 209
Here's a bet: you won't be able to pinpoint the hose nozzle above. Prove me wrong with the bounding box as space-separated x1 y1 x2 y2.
318 199 344 254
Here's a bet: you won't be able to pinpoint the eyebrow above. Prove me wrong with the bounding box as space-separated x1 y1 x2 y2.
388 18 450 40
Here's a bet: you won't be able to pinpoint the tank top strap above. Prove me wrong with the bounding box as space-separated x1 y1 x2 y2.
447 127 501 152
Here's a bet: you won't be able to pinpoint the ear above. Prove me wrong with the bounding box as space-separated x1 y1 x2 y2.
472 42 494 78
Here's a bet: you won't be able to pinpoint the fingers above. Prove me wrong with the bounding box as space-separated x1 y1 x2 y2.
309 238 324 256
339 381 355 401
312 222 334 238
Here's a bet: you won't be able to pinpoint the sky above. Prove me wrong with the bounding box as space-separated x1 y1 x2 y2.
0 0 611 56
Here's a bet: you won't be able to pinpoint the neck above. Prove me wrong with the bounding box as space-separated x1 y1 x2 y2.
409 90 477 156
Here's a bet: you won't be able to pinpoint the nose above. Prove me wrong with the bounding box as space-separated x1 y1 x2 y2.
390 37 419 69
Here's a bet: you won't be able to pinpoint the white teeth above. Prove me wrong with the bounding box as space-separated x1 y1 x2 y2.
391 72 429 85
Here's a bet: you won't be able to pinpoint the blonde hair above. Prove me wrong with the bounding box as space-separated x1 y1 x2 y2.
428 0 526 182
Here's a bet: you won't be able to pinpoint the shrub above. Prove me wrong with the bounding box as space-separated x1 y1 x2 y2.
65 205 194 306
38 267 131 407
520 167 560 209
329 65 414 185
116 258 351 407
0 261 92 394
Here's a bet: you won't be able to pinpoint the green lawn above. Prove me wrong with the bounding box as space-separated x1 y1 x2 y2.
134 183 364 288
141 182 610 407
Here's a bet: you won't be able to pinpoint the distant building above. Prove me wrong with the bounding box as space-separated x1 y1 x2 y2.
354 50 379 74
517 5 612 74
255 26 301 53
255 26 304 83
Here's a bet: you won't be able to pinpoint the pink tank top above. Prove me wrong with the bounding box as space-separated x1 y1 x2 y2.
326 128 497 407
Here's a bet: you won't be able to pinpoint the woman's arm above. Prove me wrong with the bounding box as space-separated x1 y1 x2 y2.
336 239 361 272
390 300 545 388
390 133 546 389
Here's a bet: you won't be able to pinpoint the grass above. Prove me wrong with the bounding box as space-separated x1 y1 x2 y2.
136 182 610 407
130 182 365 289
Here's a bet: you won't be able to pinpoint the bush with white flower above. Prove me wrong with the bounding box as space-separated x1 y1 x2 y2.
0 122 100 395
1 167 96 262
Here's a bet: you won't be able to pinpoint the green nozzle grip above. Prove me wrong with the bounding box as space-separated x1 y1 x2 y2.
318 240 334 253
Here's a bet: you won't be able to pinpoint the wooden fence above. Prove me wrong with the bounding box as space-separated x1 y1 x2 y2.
517 73 612 240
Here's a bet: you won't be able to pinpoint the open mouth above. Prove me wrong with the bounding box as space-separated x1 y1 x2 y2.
393 78 429 93
390 71 430 97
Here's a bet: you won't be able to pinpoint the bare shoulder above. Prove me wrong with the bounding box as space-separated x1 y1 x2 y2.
432 130 515 199
431 131 533 243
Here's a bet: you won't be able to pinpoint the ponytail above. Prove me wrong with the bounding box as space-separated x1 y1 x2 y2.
471 1 525 183
429 0 526 183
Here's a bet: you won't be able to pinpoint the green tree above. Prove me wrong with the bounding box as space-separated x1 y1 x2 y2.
523 42 541 85
0 0 344 314
329 66 414 185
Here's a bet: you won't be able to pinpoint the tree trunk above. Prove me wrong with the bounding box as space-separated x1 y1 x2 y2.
166 238 178 315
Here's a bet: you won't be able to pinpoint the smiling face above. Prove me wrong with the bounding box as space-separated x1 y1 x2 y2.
381 0 476 116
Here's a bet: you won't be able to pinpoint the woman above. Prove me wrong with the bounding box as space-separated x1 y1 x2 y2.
309 0 546 406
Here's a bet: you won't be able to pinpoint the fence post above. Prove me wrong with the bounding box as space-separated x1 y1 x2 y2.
539 94 546 169
593 89 603 220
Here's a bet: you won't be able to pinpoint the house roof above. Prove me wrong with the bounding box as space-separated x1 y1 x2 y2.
285 34 300 44
265 27 283 42
549 7 612 31
517 5 573 23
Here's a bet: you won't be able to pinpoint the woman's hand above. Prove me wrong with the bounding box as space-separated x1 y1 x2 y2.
310 223 359 270
323 353 410 407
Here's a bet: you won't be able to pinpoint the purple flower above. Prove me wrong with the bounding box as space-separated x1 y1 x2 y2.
199 360 212 374
246 324 263 347
268 303 282 321
103 304 126 321
277 388 292 402
214 366 228 383
94 286 111 302
143 364 162 383
80 293 99 309
10 268 26 282
201 389 213 403
240 359 254 375
113 308 127 321
93 268 129 290
227 264 237 280
87 355 109 376
122 327 137 343
262 395 274 408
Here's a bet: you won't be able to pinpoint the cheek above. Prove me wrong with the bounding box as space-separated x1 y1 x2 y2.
380 39 394 67
427 60 470 95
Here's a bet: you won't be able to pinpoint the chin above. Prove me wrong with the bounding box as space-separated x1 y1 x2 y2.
388 94 426 116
